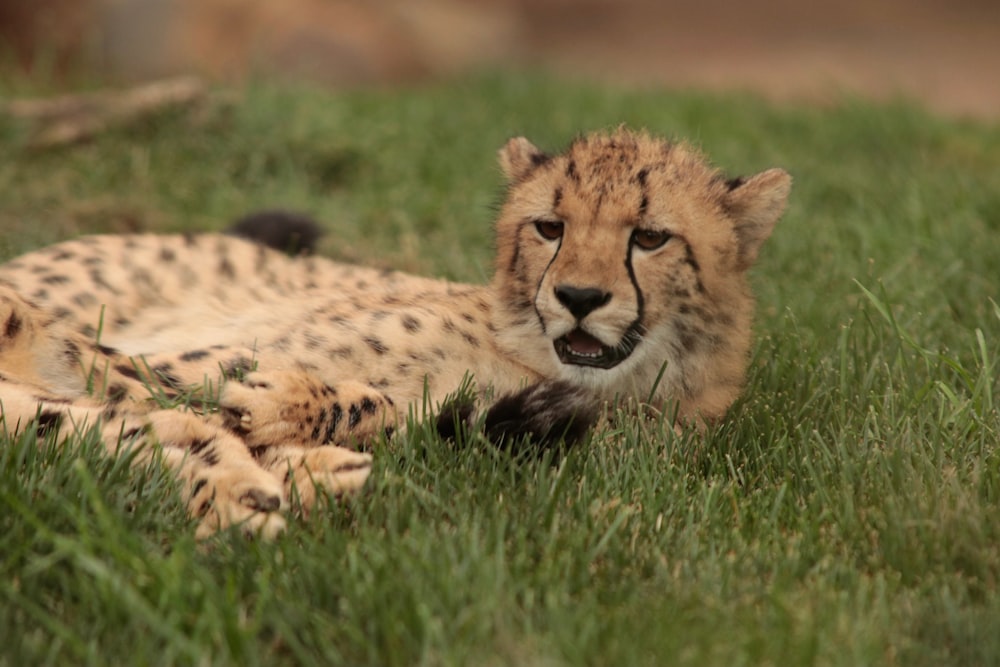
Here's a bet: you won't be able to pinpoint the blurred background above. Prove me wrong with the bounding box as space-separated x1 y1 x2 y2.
1 0 998 118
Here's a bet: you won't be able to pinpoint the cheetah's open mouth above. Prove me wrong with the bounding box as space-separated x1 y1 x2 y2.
554 327 639 369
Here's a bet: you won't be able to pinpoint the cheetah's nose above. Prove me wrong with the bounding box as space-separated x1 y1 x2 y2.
554 285 611 320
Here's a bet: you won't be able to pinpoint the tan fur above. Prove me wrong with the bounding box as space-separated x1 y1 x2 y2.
493 129 790 421
0 128 790 536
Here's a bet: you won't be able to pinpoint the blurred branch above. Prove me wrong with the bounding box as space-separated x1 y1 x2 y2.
3 76 207 148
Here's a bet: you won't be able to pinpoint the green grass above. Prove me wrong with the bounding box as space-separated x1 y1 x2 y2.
2 74 1000 666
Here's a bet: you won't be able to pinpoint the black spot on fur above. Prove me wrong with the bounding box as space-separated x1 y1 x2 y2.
120 426 145 440
325 404 344 442
95 343 118 356
348 404 362 428
247 445 271 459
89 268 121 295
240 489 280 512
725 176 745 191
195 499 212 518
329 346 354 359
189 438 212 455
34 410 63 436
71 292 96 308
402 315 421 333
676 319 707 352
130 268 155 288
105 384 128 404
4 311 22 338
670 285 692 300
190 478 208 499
189 439 219 465
679 330 699 352
180 349 210 362
303 332 328 350
159 247 176 262
360 397 377 414
553 186 563 209
683 244 701 275
218 257 236 280
310 407 327 441
530 151 550 168
115 363 142 381
566 159 579 182
42 274 70 285
223 356 254 379
227 210 323 255
508 233 521 274
153 363 183 390
364 337 388 355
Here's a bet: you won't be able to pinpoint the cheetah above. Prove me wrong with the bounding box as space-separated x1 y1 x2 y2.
0 128 790 537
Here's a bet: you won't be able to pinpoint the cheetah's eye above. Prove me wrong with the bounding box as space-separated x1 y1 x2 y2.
631 228 671 251
535 220 564 241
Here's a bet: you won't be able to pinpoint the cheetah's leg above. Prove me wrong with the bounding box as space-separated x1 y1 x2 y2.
253 444 373 515
219 370 398 448
0 287 288 538
218 370 388 511
0 379 287 537
138 411 288 538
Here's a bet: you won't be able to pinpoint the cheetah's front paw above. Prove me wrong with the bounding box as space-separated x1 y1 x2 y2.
220 370 397 448
258 444 373 514
128 411 288 539
187 463 288 539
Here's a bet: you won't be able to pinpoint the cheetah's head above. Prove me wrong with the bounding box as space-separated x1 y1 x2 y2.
490 128 791 414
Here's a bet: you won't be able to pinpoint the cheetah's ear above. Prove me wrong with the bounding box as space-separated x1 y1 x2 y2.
722 168 792 271
498 137 549 182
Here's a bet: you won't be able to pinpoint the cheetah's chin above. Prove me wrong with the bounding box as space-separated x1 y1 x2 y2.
554 327 639 370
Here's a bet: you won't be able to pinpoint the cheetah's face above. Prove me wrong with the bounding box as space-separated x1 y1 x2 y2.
491 129 791 397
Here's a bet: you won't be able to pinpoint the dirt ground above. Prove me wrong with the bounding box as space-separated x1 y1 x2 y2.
3 0 998 120
519 0 1000 119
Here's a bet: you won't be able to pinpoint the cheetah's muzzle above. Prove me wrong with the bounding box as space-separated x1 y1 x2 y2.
554 325 642 369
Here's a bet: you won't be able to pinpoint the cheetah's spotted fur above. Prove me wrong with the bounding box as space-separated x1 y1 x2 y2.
0 129 790 536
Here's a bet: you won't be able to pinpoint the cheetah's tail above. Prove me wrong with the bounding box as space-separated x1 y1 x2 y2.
226 210 323 256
